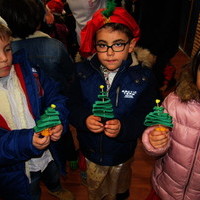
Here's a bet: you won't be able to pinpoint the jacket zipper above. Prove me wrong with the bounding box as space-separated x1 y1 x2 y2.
115 86 120 107
90 62 125 163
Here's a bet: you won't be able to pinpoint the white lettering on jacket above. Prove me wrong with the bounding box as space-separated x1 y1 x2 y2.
122 90 137 98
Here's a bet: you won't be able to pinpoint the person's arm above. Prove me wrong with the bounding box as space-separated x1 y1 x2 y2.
37 67 69 132
142 126 171 156
0 128 44 165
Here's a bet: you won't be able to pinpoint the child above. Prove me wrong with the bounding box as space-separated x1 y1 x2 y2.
142 49 200 200
0 0 78 177
0 23 73 200
45 0 69 50
69 2 157 200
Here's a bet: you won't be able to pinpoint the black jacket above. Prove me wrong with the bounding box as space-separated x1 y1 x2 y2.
69 53 157 166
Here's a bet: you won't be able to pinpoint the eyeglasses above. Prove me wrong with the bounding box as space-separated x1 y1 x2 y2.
95 41 130 53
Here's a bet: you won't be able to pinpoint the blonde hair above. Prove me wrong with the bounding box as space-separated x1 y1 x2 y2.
0 23 12 41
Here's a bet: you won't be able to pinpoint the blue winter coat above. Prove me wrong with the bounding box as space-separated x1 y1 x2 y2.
0 50 69 200
11 36 74 96
69 54 157 166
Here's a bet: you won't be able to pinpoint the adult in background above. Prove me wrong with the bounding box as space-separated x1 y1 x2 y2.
66 0 106 45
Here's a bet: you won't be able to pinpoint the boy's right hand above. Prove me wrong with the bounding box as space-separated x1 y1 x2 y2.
149 127 169 149
86 115 104 133
32 133 50 150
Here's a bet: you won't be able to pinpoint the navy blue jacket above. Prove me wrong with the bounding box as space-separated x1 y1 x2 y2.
69 54 157 166
11 37 74 96
0 50 69 200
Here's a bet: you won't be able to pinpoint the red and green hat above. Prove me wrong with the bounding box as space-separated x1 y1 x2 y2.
79 0 140 58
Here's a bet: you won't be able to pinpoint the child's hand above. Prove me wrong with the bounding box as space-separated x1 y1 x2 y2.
104 119 121 138
33 132 50 150
86 115 104 133
149 126 169 149
49 124 63 141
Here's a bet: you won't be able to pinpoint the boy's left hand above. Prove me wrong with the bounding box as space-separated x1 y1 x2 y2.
104 119 121 138
49 124 63 141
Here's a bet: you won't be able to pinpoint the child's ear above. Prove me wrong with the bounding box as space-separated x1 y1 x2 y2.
128 38 137 53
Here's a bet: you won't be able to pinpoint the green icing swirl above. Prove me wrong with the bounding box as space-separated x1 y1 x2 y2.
34 105 61 132
144 106 173 128
92 90 114 119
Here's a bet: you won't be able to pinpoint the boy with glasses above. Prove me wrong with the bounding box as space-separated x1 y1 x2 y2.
69 3 157 200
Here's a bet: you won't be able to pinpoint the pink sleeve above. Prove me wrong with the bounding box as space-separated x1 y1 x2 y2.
142 126 171 156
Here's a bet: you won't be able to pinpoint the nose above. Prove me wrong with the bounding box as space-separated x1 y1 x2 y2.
106 46 114 56
0 51 8 63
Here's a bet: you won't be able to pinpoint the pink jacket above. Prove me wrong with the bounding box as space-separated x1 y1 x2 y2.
142 92 200 200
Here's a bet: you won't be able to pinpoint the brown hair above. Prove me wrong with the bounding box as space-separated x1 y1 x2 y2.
0 23 12 41
98 23 134 41
175 49 200 102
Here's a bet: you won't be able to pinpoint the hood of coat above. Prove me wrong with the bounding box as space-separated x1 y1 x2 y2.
175 64 200 102
12 31 50 41
132 46 156 68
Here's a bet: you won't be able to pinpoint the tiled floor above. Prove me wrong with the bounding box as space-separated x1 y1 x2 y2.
41 49 190 200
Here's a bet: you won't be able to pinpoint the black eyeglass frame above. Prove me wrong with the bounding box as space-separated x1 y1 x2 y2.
95 41 130 53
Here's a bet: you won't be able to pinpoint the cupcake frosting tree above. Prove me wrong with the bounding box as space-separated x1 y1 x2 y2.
144 99 173 131
92 85 114 122
34 104 61 136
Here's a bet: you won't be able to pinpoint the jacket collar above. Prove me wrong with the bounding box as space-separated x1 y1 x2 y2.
12 31 50 41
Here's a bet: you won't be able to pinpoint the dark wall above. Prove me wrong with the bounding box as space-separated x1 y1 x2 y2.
179 0 200 56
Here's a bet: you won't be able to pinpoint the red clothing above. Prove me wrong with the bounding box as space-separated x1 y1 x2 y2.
49 23 69 50
146 189 161 200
